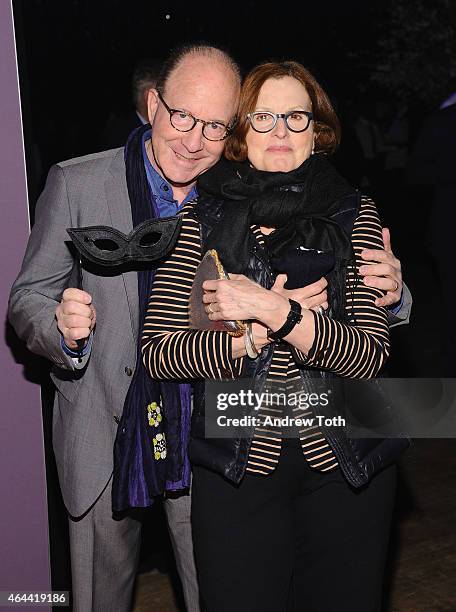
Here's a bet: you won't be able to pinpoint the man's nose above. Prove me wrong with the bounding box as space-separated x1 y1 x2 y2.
181 124 204 153
272 116 288 138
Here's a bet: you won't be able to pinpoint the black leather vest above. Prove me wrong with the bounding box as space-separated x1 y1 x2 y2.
189 190 409 487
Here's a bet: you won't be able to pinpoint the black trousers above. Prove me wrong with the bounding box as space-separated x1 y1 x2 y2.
192 439 396 612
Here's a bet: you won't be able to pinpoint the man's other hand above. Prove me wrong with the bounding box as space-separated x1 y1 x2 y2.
359 228 403 308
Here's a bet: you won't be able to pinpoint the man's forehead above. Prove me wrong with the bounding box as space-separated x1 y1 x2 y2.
163 57 238 116
165 55 229 87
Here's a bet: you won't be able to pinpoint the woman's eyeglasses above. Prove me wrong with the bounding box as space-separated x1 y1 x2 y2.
247 110 313 133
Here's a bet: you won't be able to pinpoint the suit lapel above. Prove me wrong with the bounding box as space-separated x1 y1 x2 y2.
105 149 139 338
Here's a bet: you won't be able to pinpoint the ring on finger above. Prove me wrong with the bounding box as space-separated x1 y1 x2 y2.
392 280 399 292
317 305 324 316
207 303 214 314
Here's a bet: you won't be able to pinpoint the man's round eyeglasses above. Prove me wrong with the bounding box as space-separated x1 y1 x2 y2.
157 92 234 141
247 110 313 133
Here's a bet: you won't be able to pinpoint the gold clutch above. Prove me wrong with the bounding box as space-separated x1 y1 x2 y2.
189 249 246 337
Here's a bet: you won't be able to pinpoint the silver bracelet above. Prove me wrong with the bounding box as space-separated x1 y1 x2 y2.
244 321 259 359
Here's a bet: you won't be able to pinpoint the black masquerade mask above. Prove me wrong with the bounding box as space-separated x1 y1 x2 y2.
65 216 182 355
66 216 182 268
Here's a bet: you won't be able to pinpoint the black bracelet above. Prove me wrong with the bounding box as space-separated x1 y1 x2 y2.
267 299 303 341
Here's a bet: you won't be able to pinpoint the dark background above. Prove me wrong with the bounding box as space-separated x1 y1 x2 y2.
11 0 456 606
13 0 456 205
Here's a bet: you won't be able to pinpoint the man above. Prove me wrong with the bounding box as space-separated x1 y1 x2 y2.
99 58 162 150
8 43 409 612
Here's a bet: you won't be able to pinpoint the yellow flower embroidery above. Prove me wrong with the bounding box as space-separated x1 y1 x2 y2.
147 402 163 428
153 433 167 460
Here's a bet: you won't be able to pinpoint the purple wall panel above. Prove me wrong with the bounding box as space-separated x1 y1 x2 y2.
0 0 51 606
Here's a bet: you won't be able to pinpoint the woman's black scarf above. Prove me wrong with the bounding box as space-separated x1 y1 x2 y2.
196 153 358 321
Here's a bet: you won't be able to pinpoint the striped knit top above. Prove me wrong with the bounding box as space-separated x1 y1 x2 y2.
141 196 390 476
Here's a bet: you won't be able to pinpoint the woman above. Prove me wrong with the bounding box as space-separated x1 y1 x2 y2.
141 61 406 612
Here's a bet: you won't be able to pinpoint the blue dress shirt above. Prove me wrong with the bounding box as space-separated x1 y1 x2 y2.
141 128 197 216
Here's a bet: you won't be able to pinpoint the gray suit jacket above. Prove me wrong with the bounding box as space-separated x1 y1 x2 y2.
9 148 138 517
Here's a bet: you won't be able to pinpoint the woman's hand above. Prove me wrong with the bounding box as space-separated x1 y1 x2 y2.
203 274 318 356
271 274 328 312
202 274 289 328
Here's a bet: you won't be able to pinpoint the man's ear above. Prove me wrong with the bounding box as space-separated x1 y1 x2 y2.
147 89 160 124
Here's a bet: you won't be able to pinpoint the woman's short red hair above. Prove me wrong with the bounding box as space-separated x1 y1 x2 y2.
225 61 340 161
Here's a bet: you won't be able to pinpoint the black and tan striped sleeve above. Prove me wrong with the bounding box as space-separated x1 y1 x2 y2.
295 197 390 378
141 203 241 381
